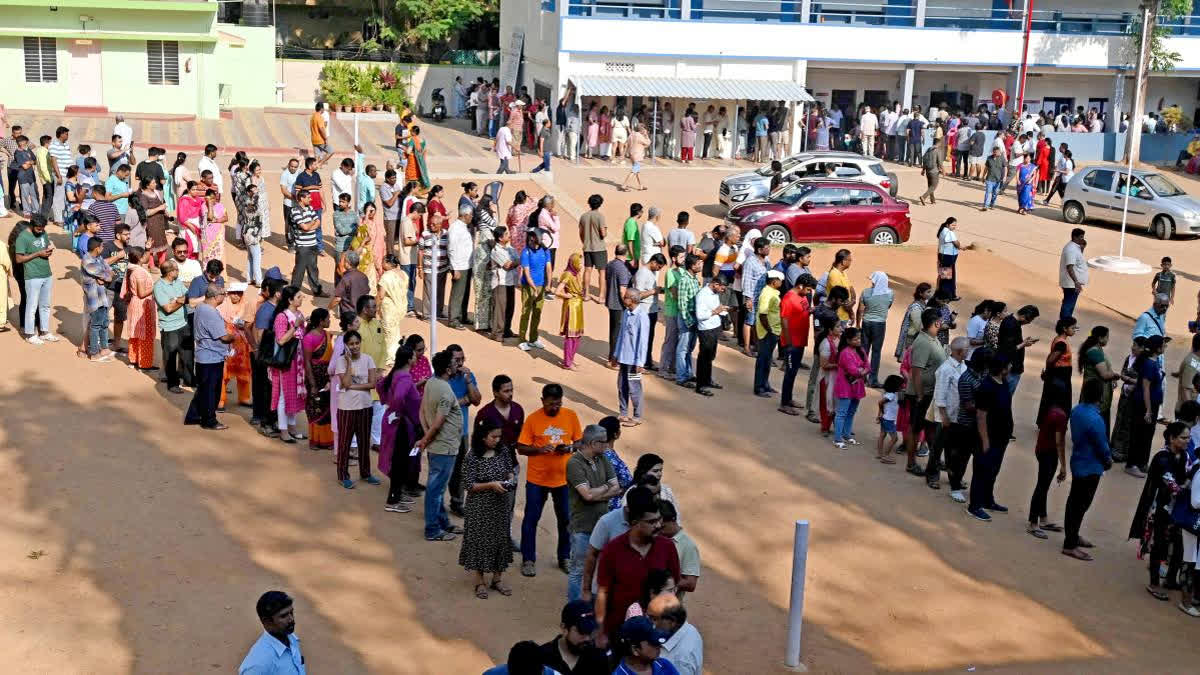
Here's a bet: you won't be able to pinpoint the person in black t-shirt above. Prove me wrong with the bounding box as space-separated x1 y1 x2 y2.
967 355 1015 521
996 304 1040 395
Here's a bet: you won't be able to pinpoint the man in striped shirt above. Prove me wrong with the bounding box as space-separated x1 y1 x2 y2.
49 126 73 223
417 217 449 320
87 185 121 242
289 190 325 297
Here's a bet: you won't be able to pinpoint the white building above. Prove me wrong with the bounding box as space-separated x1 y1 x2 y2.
501 0 1200 150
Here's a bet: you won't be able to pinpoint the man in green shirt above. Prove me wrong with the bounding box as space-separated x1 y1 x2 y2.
14 215 59 343
418 350 467 542
657 245 687 380
566 424 621 601
622 202 643 268
674 253 703 387
153 258 192 391
754 270 784 396
906 307 946 474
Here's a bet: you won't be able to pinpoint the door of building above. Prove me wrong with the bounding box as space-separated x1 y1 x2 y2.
1087 98 1109 116
1042 96 1074 118
68 39 103 108
831 89 856 117
864 90 889 112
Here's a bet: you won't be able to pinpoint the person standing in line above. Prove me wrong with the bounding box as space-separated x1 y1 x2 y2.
518 230 552 352
279 157 300 251
905 308 946 476
981 145 1006 210
859 106 878 158
15 215 58 344
1130 414 1193 602
566 424 621 602
753 270 784 397
416 349 467 542
1126 335 1166 478
832 326 868 449
579 194 607 302
779 273 816 415
1028 383 1068 540
458 417 518 599
185 285 235 431
1042 146 1074 206
657 246 686 381
1062 378 1114 560
489 226 518 342
13 135 39 217
604 244 634 364
857 270 893 388
615 293 650 425
925 337 968 489
1151 256 1176 311
79 235 114 361
447 204 474 329
531 118 553 174
693 276 729 397
154 259 191 392
596 503 680 648
333 329 380 489
556 253 587 370
935 218 961 300
739 237 769 357
289 190 324 297
997 304 1040 394
518 383 583 577
237 591 303 675
674 253 703 389
806 286 846 423
630 251 666 373
966 355 1015 522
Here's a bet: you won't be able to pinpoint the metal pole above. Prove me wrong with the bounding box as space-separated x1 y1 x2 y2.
1119 4 1151 259
353 113 360 215
784 520 810 671
733 102 740 161
1015 0 1034 118
652 97 658 162
430 229 439 353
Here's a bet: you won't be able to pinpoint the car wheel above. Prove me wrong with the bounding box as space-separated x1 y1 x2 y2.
762 224 791 246
886 172 899 198
1153 215 1175 240
870 227 899 245
1062 201 1085 225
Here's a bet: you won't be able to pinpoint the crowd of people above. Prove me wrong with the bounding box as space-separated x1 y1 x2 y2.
7 109 1200 675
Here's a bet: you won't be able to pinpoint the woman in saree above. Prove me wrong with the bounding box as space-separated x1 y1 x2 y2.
1036 317 1076 426
120 246 157 370
406 332 432 393
556 252 586 370
1110 338 1146 463
472 195 498 331
378 254 407 368
598 105 613 160
200 188 227 265
176 181 206 259
302 307 334 451
378 344 422 512
270 287 307 444
1016 152 1037 215
349 202 386 290
403 125 431 190
217 283 254 410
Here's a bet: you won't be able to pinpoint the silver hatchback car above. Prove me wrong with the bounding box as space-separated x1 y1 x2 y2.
1062 165 1200 239
719 152 897 208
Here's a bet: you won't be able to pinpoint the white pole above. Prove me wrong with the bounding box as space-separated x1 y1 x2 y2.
733 103 740 161
784 520 810 671
1119 4 1150 259
353 113 360 215
430 233 439 353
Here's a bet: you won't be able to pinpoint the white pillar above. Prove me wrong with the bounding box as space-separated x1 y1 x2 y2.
784 520 811 671
790 59 807 155
680 0 691 20
799 0 812 23
915 0 927 27
902 66 915 110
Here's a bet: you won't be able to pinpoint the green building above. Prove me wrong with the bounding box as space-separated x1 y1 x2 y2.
0 0 276 118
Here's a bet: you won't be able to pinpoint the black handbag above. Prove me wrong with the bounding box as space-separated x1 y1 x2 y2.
259 316 299 369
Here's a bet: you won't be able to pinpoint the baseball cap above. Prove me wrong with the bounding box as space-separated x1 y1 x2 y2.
766 270 784 281
1146 335 1166 351
618 616 668 647
561 600 598 634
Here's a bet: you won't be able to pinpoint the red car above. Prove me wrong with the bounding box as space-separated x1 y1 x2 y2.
724 179 912 246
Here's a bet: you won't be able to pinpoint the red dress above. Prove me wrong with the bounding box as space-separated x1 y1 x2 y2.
1036 141 1051 184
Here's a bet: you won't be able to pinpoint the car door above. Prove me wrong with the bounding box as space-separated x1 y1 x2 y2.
842 187 886 241
791 187 848 241
1079 168 1116 221
1115 174 1154 228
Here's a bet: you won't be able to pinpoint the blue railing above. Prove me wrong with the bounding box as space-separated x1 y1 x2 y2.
565 0 1200 35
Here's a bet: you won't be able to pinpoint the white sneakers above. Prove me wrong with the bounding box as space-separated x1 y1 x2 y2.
950 490 966 503
26 333 61 345
27 335 44 345
518 340 546 352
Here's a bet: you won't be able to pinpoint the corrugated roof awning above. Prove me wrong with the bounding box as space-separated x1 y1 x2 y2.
574 76 814 102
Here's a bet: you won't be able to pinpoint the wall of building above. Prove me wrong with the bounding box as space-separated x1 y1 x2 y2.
98 39 213 116
215 24 278 109
0 4 215 36
500 0 561 97
0 36 69 110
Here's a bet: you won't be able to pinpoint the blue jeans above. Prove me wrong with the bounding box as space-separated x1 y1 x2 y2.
402 263 417 312
1059 286 1079 320
489 118 498 138
88 306 110 356
521 482 570 564
834 396 860 442
532 152 551 173
23 275 52 336
314 209 325 253
983 180 1000 208
754 333 779 393
497 158 511 174
246 243 262 285
780 345 806 407
1006 372 1021 395
567 531 591 602
423 453 455 539
674 317 697 383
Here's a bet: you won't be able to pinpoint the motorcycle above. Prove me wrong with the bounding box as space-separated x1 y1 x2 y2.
429 87 446 122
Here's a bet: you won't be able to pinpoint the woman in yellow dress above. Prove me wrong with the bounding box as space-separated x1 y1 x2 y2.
555 252 585 370
348 202 387 291
377 253 408 369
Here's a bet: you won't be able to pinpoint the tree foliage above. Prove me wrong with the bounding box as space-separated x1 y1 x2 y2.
390 0 498 52
1128 0 1193 71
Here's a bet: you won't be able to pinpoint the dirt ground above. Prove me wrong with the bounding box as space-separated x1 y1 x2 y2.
4 132 1200 674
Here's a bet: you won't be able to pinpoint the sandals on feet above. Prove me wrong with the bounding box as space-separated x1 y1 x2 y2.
491 581 513 596
1027 528 1048 540
1040 523 1063 532
475 584 489 600
1061 548 1093 561
878 456 897 464
1146 585 1169 601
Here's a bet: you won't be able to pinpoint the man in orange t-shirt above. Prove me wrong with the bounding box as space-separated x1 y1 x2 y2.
310 102 331 162
517 382 583 578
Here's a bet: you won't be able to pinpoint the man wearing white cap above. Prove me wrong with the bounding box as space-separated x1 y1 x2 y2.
754 270 784 397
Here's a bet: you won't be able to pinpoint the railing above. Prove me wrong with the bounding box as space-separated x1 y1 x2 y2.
565 0 1200 35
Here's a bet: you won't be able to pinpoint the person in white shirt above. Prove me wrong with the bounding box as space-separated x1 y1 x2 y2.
331 156 354 205
446 204 474 328
197 143 222 193
649 594 703 675
113 115 133 152
1043 146 1074 206
640 206 665 264
279 157 301 249
488 226 518 339
965 300 993 359
859 106 878 158
693 277 729 396
1020 112 1038 135
929 337 968 494
1059 228 1088 320
882 106 898 160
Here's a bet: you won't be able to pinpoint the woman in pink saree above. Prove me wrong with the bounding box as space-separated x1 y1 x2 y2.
176 181 206 259
201 188 227 265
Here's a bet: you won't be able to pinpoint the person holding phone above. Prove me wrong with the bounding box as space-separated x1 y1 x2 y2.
458 417 518 599
997 304 1041 395
14 215 59 344
517 383 583 578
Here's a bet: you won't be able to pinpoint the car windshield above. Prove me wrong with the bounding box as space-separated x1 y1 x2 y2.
771 182 817 205
755 156 804 176
1142 173 1186 197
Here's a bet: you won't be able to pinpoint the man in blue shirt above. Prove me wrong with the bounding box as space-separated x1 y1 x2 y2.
482 640 558 675
1127 334 1167 477
1063 378 1113 561
239 591 305 675
251 277 284 435
185 284 234 431
518 231 552 351
445 343 481 516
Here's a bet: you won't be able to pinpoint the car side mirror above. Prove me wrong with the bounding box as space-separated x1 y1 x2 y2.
800 201 814 211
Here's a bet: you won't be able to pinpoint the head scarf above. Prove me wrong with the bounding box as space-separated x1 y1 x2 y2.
739 229 762 259
869 271 892 296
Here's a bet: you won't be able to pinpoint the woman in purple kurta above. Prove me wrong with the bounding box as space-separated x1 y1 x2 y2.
377 344 422 510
